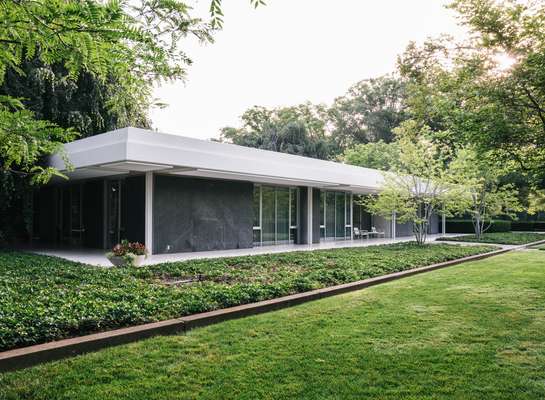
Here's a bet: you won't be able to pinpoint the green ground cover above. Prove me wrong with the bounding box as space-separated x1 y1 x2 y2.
438 231 545 245
1 250 544 399
0 243 493 351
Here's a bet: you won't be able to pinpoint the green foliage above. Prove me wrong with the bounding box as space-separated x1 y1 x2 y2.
0 57 151 137
2 251 545 399
329 75 408 146
446 219 511 234
220 75 408 159
342 140 400 171
220 104 337 160
439 231 545 245
0 243 493 350
448 146 522 238
398 0 545 188
366 120 468 245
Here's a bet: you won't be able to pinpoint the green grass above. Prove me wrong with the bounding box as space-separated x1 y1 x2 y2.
439 231 545 245
0 243 494 351
1 250 545 399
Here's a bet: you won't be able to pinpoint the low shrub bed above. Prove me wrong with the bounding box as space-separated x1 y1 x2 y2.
0 242 494 351
438 232 545 245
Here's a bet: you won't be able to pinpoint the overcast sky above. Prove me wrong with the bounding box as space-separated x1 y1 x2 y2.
150 0 466 140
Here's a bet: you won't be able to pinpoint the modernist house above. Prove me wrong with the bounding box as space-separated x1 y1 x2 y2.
34 127 440 255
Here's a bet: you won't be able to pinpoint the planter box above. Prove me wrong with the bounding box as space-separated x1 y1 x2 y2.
107 255 146 267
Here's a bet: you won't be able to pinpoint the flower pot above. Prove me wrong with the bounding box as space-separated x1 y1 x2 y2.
107 254 146 267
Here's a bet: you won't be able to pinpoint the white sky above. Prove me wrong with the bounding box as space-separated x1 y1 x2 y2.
150 0 466 140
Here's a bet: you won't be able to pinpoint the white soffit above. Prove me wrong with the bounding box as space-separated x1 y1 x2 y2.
99 161 173 172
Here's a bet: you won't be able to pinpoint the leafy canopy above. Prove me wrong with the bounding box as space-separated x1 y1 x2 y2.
366 120 468 245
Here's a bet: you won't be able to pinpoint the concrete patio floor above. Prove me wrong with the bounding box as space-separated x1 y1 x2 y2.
28 234 470 266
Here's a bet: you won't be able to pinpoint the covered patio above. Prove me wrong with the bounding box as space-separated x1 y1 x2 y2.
30 233 461 266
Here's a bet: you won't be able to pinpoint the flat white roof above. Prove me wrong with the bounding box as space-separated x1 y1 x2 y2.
49 127 385 193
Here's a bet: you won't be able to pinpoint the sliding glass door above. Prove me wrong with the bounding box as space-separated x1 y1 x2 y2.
253 185 298 246
319 190 352 241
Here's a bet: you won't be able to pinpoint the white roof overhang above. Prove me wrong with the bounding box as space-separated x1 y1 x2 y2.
48 127 385 194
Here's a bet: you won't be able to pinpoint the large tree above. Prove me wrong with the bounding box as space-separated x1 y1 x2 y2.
329 75 408 148
399 0 545 188
0 57 151 137
220 104 337 160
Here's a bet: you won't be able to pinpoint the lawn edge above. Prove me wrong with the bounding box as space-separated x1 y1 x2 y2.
0 245 520 373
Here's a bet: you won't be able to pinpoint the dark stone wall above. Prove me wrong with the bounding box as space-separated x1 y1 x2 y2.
123 176 145 244
153 175 254 254
82 181 104 248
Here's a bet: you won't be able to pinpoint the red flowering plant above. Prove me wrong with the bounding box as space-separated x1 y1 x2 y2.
106 239 148 267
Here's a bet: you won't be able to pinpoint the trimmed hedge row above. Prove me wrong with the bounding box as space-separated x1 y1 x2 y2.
0 243 495 351
438 232 545 245
446 219 511 234
511 221 545 232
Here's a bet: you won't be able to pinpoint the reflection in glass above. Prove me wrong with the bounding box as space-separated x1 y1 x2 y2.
261 186 275 244
276 188 289 242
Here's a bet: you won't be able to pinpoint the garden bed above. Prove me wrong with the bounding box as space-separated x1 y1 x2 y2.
437 231 545 245
0 242 494 351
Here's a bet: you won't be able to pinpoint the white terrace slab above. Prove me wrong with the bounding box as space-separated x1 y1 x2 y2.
30 234 466 267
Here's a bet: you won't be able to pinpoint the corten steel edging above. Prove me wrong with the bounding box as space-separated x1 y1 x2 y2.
0 245 525 373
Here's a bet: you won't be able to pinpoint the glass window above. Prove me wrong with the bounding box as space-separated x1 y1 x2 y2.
326 192 335 239
335 192 345 238
253 185 298 246
276 187 290 243
319 191 325 227
261 186 275 244
289 188 297 228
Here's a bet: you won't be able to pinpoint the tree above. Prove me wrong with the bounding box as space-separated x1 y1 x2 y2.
366 120 467 245
342 140 400 171
0 57 151 137
220 104 337 159
329 75 408 148
449 147 522 238
399 0 545 188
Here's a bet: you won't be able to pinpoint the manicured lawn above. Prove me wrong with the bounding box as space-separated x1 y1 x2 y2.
439 231 545 245
0 243 494 351
1 250 544 399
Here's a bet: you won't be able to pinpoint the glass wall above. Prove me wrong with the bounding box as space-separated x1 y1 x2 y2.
352 195 372 232
319 190 352 240
253 185 298 246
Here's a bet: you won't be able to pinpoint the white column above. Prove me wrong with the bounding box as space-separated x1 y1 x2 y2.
102 180 108 249
145 172 154 254
350 193 354 240
442 213 446 237
307 187 313 244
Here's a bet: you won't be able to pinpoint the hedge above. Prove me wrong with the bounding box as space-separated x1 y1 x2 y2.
511 221 545 232
438 232 545 245
446 219 511 234
0 243 495 351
